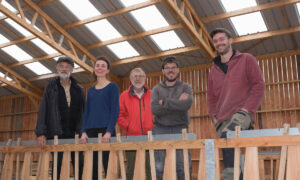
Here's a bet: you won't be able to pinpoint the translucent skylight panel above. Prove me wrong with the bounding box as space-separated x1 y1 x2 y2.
220 0 256 11
25 62 52 75
5 18 32 36
0 72 12 81
220 0 267 36
297 3 300 22
31 38 58 54
59 0 100 20
150 31 184 51
107 42 139 59
0 34 9 44
86 20 122 41
2 45 33 61
121 0 148 7
130 6 169 31
2 0 17 13
230 12 267 36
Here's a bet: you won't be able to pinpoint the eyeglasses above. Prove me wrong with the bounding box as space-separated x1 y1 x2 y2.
131 75 146 79
164 66 178 70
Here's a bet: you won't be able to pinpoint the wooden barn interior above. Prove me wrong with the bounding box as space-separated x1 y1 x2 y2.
0 0 300 179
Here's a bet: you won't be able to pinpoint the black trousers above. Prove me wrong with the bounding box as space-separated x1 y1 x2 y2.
86 128 115 180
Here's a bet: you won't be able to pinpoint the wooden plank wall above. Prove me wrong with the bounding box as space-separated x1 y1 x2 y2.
0 54 299 142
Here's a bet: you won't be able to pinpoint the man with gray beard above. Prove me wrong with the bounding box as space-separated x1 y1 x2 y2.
117 67 153 180
35 56 84 180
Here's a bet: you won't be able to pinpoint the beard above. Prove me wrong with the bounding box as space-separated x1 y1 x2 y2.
164 72 178 82
217 43 231 55
58 71 71 80
132 81 144 89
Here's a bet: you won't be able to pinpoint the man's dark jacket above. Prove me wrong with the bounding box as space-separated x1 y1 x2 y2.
35 77 85 138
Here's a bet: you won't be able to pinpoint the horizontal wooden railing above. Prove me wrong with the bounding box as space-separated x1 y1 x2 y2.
0 128 299 180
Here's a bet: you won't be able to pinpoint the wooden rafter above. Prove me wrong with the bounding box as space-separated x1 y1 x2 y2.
63 0 160 30
8 53 61 68
111 46 200 66
0 62 40 93
201 0 300 23
162 0 216 59
0 0 121 84
0 75 41 100
242 38 269 53
105 0 163 76
233 25 300 43
86 23 182 50
280 7 297 49
28 46 201 82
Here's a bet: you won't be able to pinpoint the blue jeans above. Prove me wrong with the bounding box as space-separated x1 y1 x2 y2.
152 124 191 179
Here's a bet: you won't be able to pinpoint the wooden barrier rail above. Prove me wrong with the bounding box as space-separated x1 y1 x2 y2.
0 131 300 180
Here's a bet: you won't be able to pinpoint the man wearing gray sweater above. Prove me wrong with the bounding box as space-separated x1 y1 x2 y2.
151 57 193 180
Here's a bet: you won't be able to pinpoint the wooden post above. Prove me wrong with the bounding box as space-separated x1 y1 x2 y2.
163 148 176 180
74 135 79 180
35 151 43 180
117 134 126 180
286 145 300 179
106 150 118 180
1 139 13 180
277 124 290 180
82 150 93 180
148 131 157 180
214 148 220 180
98 133 103 180
286 124 300 179
244 147 259 180
59 151 71 180
16 138 22 180
133 149 145 180
234 126 241 180
39 151 50 180
21 152 32 180
182 128 190 180
53 136 58 180
197 147 206 180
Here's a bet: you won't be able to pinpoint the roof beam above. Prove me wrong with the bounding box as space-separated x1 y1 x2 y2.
0 0 121 84
0 76 41 100
7 24 300 73
280 7 297 49
86 23 183 50
0 61 42 99
28 46 201 81
162 0 216 59
202 0 300 23
256 49 300 59
8 53 61 68
232 25 300 43
0 2 92 72
111 46 201 66
63 0 160 29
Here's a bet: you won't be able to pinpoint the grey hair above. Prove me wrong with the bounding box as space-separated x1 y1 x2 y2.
129 67 146 78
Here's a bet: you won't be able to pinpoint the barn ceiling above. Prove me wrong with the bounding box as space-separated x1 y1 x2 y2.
0 0 299 98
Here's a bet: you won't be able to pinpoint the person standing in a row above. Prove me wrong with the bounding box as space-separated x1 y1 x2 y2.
117 67 154 180
208 28 265 180
35 56 84 180
80 56 119 180
151 57 193 180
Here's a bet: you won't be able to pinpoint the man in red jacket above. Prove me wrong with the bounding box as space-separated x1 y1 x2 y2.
208 28 265 180
117 67 154 180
